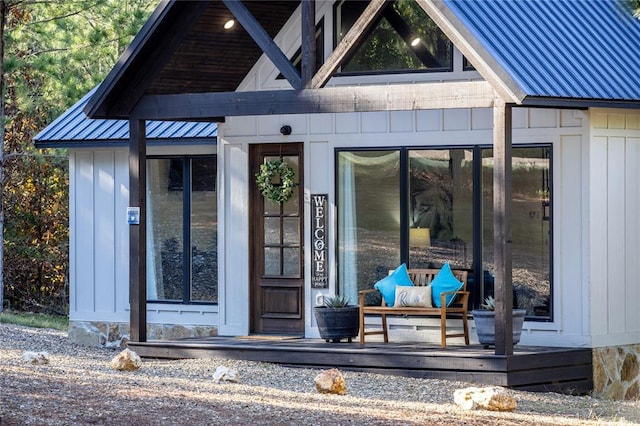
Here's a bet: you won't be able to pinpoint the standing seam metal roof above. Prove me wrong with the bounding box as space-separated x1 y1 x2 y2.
34 87 217 148
444 0 640 103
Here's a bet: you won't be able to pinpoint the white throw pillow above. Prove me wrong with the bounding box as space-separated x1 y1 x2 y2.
394 285 433 308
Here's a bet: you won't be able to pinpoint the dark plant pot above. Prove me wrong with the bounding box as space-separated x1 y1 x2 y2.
472 309 526 348
313 305 360 343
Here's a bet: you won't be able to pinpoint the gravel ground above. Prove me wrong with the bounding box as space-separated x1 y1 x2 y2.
1 323 639 426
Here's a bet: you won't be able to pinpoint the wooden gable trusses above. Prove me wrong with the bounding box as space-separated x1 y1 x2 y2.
130 0 497 120
128 0 516 355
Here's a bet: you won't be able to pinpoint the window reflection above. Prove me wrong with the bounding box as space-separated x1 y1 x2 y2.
337 146 552 319
336 0 452 74
147 156 217 303
262 155 301 277
337 151 401 304
408 149 473 271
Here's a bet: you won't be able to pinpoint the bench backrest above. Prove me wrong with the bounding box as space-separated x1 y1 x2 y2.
391 268 468 290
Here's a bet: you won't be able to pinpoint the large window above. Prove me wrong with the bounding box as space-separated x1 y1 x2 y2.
335 0 452 74
147 156 217 303
337 146 552 319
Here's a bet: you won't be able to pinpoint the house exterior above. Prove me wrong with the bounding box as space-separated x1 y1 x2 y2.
37 1 640 399
34 87 219 345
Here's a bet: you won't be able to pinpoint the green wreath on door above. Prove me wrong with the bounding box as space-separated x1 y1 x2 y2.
255 159 296 203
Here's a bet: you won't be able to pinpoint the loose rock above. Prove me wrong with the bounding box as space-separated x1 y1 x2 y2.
110 348 142 371
314 368 347 395
23 351 50 365
454 386 517 411
213 366 238 383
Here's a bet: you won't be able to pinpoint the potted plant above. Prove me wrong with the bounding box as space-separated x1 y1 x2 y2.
313 294 360 343
472 296 526 348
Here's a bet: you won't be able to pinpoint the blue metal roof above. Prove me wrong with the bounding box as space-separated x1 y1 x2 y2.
443 0 640 105
34 87 217 148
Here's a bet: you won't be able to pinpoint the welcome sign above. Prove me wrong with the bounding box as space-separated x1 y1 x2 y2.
311 194 328 288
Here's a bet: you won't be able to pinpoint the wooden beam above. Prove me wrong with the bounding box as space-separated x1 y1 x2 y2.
131 81 496 120
492 99 513 356
129 119 147 343
223 0 301 90
301 0 316 88
310 0 388 89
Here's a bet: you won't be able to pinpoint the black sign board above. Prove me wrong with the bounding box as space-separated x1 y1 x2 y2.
311 194 328 289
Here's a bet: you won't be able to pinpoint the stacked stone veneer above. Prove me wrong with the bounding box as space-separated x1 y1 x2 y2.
68 321 218 349
593 345 640 400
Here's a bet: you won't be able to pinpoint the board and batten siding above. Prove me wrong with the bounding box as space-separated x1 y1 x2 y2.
220 105 592 346
589 110 640 347
69 147 218 326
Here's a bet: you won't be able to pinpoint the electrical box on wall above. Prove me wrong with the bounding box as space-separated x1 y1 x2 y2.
127 207 140 225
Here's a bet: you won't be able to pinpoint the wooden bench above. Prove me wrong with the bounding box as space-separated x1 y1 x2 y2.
358 268 470 348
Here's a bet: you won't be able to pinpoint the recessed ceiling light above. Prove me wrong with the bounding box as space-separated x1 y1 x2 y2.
224 19 235 30
411 37 421 47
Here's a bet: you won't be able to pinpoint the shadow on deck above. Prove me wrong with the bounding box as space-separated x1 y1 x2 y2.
128 337 593 395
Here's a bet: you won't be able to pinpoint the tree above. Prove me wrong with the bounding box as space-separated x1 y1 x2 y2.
0 0 153 313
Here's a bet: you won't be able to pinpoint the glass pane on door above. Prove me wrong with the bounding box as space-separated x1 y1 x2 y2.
262 155 301 277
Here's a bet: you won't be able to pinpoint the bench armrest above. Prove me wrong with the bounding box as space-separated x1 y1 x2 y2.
359 289 383 307
439 290 470 310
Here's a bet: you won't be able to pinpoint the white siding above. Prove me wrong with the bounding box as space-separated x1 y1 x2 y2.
69 147 218 326
73 151 96 315
217 142 249 336
94 151 116 313
589 110 640 347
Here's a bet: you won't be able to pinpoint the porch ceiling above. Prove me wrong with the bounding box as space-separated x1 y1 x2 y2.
150 1 299 95
86 1 300 119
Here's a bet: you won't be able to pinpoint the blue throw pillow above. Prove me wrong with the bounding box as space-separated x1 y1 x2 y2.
431 262 463 308
374 264 414 306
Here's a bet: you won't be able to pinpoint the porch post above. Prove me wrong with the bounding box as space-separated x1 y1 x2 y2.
129 119 147 342
493 99 513 355
301 0 316 88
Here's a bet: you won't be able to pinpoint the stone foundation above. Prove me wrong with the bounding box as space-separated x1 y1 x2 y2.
68 321 218 349
593 344 640 400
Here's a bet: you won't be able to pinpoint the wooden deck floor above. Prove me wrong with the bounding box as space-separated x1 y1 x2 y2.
128 337 593 394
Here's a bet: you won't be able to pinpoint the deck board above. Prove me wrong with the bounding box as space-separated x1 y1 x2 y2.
127 337 592 394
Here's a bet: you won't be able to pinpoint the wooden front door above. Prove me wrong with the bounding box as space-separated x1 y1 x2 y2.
249 143 304 335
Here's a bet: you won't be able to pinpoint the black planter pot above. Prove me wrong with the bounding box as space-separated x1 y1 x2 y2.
313 305 360 343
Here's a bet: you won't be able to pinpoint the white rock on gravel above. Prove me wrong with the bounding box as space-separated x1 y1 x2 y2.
454 386 517 411
22 351 50 364
213 366 238 383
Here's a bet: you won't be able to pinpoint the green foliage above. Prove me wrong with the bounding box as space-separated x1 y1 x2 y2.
481 296 496 310
0 309 68 331
0 1 153 313
322 294 350 308
5 0 154 121
341 0 450 73
255 159 296 203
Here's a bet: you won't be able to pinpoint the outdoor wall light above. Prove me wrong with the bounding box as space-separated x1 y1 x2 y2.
224 19 235 30
280 125 292 135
